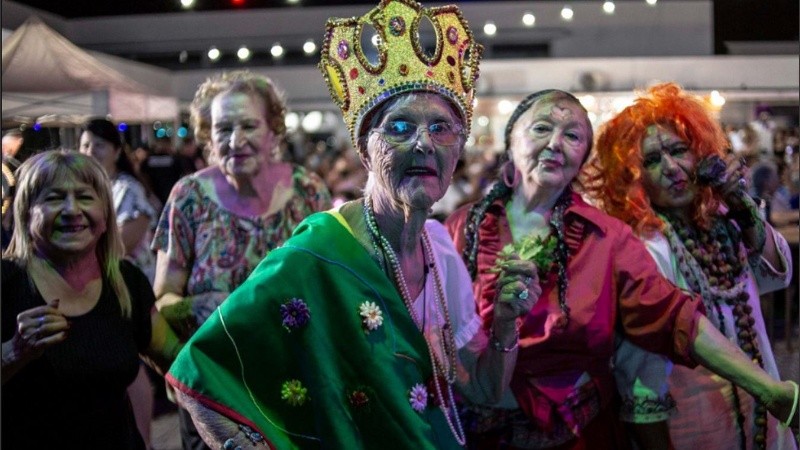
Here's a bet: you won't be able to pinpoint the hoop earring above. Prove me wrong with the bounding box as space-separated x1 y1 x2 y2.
502 161 520 188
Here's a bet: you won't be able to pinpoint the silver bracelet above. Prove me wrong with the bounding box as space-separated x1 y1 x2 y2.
490 328 519 352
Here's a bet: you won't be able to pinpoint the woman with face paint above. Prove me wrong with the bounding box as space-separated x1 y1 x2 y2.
162 2 538 448
445 89 798 449
151 70 331 450
587 83 797 450
1 151 181 449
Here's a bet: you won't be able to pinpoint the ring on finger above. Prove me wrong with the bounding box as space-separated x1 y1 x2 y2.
738 178 747 188
518 288 530 300
37 316 44 328
524 276 532 286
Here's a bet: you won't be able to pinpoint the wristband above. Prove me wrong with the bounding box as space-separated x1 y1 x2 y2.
490 328 519 352
782 380 799 429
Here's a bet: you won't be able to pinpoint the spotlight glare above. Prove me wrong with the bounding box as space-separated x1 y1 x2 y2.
710 90 726 107
498 99 515 115
207 47 221 61
483 21 497 36
237 46 251 60
603 1 615 14
522 12 536 27
303 39 317 55
270 43 284 58
561 6 574 20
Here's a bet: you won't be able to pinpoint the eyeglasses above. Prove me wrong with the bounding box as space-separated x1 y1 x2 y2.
370 120 465 147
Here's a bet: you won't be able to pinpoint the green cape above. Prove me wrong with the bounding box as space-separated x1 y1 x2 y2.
167 211 464 449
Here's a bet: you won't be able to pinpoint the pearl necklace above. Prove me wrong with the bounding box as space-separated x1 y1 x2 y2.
363 196 466 446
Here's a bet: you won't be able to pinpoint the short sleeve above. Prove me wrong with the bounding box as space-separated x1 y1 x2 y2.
294 167 333 214
426 220 481 349
151 176 200 270
121 261 155 352
112 174 156 226
750 224 793 294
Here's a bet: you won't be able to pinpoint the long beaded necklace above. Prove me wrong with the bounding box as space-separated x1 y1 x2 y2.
660 213 767 450
362 196 466 446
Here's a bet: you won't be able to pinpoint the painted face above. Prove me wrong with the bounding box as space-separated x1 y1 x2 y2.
79 131 120 176
640 124 698 211
509 96 592 194
365 93 464 210
210 91 278 179
29 175 107 259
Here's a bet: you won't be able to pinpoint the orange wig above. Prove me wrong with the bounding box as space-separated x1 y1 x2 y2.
584 82 729 236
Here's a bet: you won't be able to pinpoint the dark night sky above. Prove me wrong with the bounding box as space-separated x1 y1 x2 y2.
13 0 800 54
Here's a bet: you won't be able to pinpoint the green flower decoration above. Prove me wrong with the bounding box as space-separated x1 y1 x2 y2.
280 379 308 407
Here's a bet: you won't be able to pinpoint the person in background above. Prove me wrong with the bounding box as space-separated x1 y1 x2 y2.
151 70 331 450
79 118 160 448
586 82 796 450
1 150 181 449
2 129 24 250
141 138 183 206
445 88 799 449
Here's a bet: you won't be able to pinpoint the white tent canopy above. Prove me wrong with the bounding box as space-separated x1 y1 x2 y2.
2 16 178 125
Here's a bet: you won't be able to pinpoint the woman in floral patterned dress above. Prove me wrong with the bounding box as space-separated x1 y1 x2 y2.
151 70 331 450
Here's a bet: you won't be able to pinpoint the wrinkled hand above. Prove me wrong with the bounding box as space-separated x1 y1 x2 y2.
716 154 752 211
493 255 540 323
7 299 68 364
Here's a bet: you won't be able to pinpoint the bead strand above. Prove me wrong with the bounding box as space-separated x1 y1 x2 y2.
362 197 465 446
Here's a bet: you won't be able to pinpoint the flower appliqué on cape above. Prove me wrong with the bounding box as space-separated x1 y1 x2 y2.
280 298 311 331
409 383 428 413
359 301 383 332
280 379 308 406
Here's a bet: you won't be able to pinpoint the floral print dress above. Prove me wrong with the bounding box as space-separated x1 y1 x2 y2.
152 165 331 325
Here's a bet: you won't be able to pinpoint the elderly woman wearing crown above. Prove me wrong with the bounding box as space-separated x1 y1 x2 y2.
166 1 538 449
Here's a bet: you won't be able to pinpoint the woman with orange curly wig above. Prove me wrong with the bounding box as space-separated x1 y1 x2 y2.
587 83 797 450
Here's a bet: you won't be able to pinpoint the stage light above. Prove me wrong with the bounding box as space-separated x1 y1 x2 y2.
270 43 284 58
603 1 615 14
207 47 221 61
303 39 316 55
180 0 195 8
646 0 657 5
522 12 536 27
483 21 497 36
710 90 726 107
561 6 574 21
237 46 251 61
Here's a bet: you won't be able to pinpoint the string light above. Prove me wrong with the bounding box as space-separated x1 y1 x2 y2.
207 46 221 61
603 1 615 14
483 21 497 36
303 39 316 55
270 43 284 58
237 46 251 61
522 12 535 27
560 6 574 21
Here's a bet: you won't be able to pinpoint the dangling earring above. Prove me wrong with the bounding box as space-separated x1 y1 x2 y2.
502 161 520 188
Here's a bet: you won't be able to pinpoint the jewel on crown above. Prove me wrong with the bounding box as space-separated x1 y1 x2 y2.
319 0 483 145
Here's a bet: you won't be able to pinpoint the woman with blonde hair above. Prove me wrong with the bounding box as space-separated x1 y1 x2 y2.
1 150 181 449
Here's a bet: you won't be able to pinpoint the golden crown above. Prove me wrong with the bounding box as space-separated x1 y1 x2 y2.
319 0 483 146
